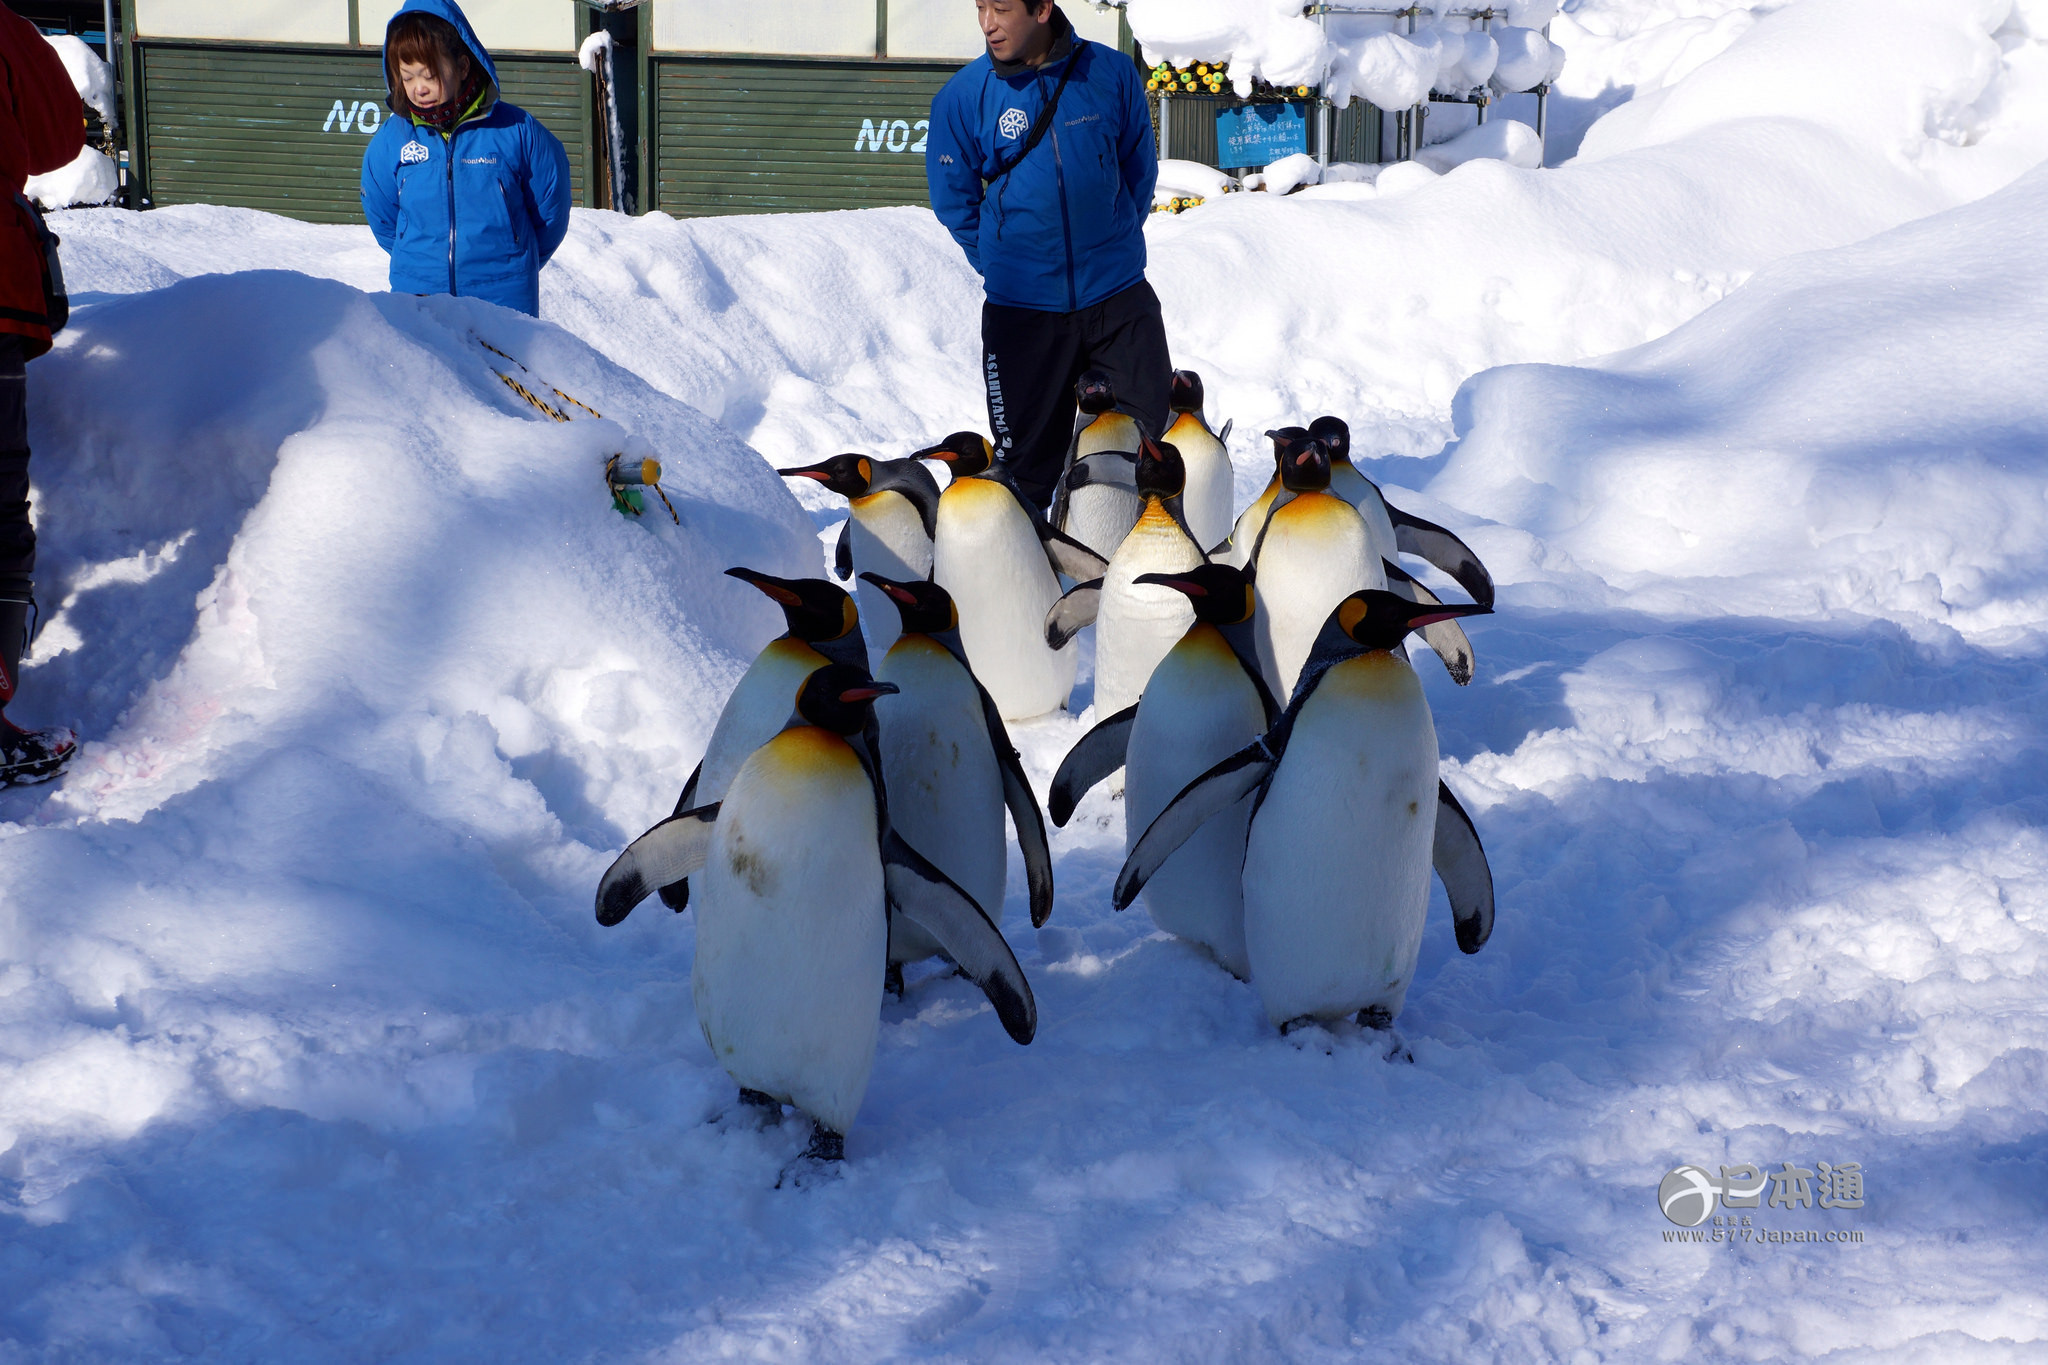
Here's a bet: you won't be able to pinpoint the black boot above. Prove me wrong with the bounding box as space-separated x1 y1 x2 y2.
0 592 74 788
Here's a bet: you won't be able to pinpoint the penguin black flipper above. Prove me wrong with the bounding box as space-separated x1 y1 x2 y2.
967 682 1054 927
1382 560 1475 686
1113 740 1279 911
1048 703 1138 826
1035 522 1109 582
1432 780 1495 953
1045 578 1104 649
1389 506 1494 610
833 520 853 582
597 802 721 926
1066 451 1139 492
1217 418 1234 444
669 760 704 818
882 830 1037 1044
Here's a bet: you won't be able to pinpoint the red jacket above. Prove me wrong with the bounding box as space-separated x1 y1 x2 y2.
0 5 82 356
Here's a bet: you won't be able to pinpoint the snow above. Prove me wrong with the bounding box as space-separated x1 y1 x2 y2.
6 0 2048 1355
1154 158 1239 202
41 33 115 125
26 33 120 210
25 148 117 212
577 29 612 75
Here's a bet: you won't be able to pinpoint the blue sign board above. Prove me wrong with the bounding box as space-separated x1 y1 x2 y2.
1214 102 1308 168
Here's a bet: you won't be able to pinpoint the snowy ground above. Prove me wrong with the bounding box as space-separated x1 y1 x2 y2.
6 0 2048 1359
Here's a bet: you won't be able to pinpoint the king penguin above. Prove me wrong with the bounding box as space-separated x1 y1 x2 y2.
913 431 1106 721
596 662 1036 1164
636 568 867 916
1047 439 1209 722
1052 372 1145 559
1309 414 1495 615
1164 371 1237 555
1115 592 1496 1033
1240 431 1383 701
862 574 1055 990
1050 562 1278 978
1214 427 1291 567
777 453 940 659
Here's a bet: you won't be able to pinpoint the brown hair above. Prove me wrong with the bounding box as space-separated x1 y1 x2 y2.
385 13 469 113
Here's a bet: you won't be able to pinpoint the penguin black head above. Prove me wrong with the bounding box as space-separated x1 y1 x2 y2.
725 567 859 643
1308 415 1351 464
776 453 874 499
911 431 995 479
858 572 958 637
1135 562 1256 626
1134 438 1186 499
1270 430 1331 493
1169 370 1205 414
794 663 899 734
1076 371 1117 415
1333 590 1491 654
1265 426 1310 473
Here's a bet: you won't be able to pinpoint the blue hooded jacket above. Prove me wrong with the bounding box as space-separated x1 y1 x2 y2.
360 0 572 316
926 10 1156 314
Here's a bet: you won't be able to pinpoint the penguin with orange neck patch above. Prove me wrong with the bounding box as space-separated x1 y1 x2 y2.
1164 371 1236 553
1051 372 1146 558
1116 592 1496 1036
911 431 1106 721
861 574 1053 993
776 454 939 658
596 662 1036 1171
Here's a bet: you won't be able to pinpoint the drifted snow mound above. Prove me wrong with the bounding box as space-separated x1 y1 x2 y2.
1429 160 2048 646
2 271 811 1160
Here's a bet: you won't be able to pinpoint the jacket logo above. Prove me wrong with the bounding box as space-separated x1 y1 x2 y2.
399 140 430 165
462 156 499 165
998 108 1029 141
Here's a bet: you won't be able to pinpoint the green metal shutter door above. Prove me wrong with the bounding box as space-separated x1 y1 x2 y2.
140 44 586 224
653 58 961 217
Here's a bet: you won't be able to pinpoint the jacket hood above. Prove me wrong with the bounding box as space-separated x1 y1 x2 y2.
384 0 501 106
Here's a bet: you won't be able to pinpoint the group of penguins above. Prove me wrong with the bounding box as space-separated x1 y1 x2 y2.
594 370 1499 1173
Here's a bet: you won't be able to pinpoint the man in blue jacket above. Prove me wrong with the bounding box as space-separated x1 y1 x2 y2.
361 0 572 317
927 0 1168 510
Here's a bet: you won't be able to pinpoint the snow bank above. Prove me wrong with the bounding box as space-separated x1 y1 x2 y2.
1429 159 2048 647
42 33 115 124
26 148 117 211
26 33 120 209
3 267 812 1155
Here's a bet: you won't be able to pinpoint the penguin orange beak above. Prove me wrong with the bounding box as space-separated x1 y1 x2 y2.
856 571 919 606
1134 572 1206 597
1406 604 1492 630
837 682 900 704
910 442 957 462
724 566 803 606
777 467 832 483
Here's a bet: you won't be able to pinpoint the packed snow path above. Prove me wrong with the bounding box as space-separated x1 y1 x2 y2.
6 0 2048 1357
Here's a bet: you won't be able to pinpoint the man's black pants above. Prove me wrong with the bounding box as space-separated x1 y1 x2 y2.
982 280 1171 511
0 336 31 598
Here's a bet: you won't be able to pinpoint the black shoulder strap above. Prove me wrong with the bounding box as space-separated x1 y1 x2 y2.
986 46 1080 186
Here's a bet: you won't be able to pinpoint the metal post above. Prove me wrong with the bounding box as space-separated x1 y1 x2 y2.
1158 89 1170 159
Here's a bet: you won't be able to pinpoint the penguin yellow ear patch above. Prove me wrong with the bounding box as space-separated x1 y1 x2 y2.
857 458 873 484
1338 597 1370 637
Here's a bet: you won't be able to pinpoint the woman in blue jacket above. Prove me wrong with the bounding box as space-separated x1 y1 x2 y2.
361 0 573 317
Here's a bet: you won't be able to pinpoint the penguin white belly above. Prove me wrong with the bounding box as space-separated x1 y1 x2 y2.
1330 464 1400 569
694 727 887 1135
1094 506 1205 719
696 639 828 804
1218 484 1278 568
1241 655 1438 1026
873 637 1008 964
1252 493 1382 700
933 479 1075 720
849 491 934 658
1126 625 1267 978
1063 482 1144 560
1165 414 1235 554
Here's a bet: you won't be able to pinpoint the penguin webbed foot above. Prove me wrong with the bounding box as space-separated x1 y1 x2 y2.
1354 1007 1415 1064
775 1123 848 1189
